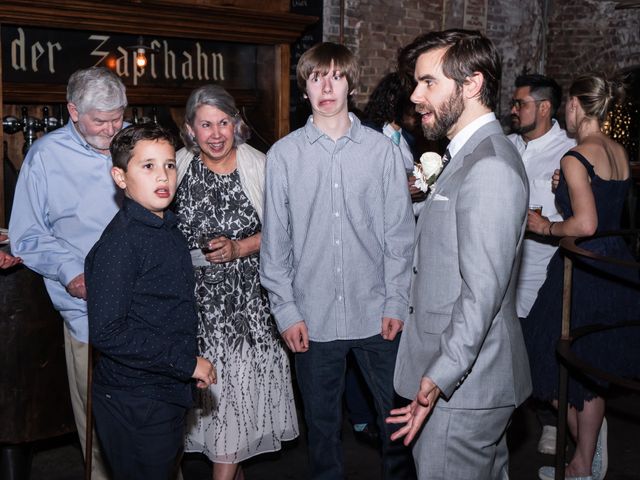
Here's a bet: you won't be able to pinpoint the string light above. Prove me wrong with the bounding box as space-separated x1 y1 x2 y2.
603 101 639 162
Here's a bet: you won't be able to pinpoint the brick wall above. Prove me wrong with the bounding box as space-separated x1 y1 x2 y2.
546 0 640 97
486 0 544 118
321 0 639 115
323 0 442 107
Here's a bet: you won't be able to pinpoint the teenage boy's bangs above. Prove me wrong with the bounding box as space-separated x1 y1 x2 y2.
296 42 359 92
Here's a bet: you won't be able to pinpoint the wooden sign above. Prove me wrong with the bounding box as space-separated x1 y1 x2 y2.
2 25 257 90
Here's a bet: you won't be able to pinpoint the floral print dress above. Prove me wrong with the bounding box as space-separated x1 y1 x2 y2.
174 154 298 463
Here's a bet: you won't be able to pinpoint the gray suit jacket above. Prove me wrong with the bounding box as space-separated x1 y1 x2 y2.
394 120 532 409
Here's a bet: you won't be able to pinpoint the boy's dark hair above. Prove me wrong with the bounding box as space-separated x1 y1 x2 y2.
363 72 411 128
515 74 562 117
296 42 359 93
110 123 176 171
398 29 501 111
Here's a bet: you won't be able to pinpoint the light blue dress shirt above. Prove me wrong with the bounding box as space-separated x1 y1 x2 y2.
9 121 122 343
260 114 415 342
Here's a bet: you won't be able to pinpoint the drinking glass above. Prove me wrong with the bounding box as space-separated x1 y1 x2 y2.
529 204 542 215
197 231 225 284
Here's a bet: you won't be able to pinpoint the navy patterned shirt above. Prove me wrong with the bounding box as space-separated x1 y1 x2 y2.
86 197 198 407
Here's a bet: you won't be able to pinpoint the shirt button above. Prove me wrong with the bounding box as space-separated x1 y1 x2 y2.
409 306 414 314
335 240 340 245
334 183 339 188
334 212 340 217
338 295 343 301
413 266 418 274
337 267 341 273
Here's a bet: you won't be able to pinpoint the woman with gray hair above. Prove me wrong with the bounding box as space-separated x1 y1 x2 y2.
174 84 298 480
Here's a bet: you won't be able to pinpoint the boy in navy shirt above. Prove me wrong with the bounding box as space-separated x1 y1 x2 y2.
85 124 216 479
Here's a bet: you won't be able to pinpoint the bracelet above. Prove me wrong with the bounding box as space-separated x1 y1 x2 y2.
548 221 556 236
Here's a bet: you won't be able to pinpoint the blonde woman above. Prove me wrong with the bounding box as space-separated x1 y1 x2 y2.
524 74 639 480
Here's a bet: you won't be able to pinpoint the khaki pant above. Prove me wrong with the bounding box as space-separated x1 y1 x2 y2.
63 323 110 480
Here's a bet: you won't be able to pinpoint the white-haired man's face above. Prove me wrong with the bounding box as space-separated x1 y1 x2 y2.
68 103 124 154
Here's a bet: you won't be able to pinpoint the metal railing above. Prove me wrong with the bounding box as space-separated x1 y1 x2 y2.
554 229 640 480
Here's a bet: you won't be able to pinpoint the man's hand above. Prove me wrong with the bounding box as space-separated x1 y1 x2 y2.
282 321 309 352
386 376 441 445
192 356 217 389
381 317 404 341
408 176 427 203
552 168 561 192
0 250 22 269
66 273 87 300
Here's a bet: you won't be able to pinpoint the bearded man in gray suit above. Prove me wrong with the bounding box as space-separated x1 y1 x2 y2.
387 30 532 479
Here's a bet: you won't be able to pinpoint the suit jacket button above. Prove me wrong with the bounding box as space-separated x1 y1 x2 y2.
409 306 414 314
413 266 418 274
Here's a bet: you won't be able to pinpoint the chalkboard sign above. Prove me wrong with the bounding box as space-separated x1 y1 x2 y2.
289 0 323 130
2 25 257 90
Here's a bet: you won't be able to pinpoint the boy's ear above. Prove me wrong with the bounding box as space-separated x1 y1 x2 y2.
111 166 127 189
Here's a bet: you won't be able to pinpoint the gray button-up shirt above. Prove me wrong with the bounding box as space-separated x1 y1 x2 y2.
260 114 415 342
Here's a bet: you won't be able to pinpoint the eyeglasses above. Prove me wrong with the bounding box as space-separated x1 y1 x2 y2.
509 98 544 110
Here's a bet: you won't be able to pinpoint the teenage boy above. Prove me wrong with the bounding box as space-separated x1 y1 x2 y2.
85 124 216 479
260 42 415 479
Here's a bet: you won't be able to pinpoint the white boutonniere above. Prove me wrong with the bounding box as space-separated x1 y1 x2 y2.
413 152 444 193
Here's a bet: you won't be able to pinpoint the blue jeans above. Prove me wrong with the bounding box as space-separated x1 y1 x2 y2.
344 353 376 425
295 333 415 480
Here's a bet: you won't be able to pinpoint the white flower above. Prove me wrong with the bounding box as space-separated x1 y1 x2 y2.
413 152 444 193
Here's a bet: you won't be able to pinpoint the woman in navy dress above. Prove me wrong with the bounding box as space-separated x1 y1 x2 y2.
524 74 638 480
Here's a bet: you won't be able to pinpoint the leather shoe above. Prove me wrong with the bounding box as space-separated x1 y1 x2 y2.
538 466 592 480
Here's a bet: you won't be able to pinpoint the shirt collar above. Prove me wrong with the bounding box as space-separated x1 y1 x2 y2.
447 112 496 158
517 120 565 151
382 122 401 137
123 197 176 229
304 112 363 144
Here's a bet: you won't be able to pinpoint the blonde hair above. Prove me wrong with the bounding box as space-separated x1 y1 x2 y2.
569 73 625 123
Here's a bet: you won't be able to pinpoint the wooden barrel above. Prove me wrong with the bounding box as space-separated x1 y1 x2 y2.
0 263 75 443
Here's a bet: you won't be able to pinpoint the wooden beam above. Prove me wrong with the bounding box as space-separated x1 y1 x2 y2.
0 1 317 45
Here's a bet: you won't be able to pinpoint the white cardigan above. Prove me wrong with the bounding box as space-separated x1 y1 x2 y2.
176 142 266 221
175 143 266 266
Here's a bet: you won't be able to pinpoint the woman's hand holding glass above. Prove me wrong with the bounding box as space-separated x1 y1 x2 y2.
527 210 554 236
203 235 240 264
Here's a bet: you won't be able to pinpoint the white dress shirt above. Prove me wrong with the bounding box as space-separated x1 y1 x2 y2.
508 120 576 318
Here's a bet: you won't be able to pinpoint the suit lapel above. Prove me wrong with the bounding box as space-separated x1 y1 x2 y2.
416 120 505 239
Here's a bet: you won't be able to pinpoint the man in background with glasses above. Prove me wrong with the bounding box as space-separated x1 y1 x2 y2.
508 73 576 455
